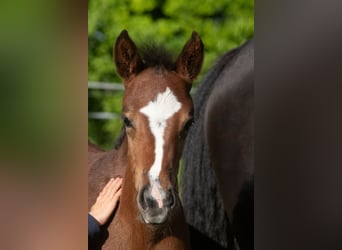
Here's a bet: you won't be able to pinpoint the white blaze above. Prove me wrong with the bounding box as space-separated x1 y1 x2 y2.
140 87 181 182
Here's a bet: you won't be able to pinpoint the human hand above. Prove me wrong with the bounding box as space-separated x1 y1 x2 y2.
89 177 123 225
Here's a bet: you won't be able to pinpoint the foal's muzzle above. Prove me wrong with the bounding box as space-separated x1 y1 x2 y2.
137 185 176 224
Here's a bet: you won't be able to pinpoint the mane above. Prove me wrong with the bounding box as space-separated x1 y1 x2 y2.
139 43 176 70
181 46 241 248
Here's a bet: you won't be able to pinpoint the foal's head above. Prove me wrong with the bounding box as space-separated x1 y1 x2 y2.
114 30 203 224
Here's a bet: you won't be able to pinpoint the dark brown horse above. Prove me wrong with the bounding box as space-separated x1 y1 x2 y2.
182 39 254 250
88 30 203 249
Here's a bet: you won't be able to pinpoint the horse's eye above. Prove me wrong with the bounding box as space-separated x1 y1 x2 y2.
123 116 133 128
182 118 194 133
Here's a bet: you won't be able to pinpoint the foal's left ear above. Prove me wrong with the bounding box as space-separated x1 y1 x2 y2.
114 30 144 84
176 31 204 83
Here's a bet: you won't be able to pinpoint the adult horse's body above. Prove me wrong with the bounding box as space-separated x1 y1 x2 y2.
182 39 254 250
88 30 204 249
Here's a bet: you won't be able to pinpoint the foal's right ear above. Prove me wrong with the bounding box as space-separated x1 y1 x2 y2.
176 31 204 83
114 30 144 84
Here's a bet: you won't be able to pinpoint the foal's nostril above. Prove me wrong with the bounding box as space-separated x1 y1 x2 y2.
144 191 155 208
138 189 146 210
139 187 158 210
139 186 151 210
164 189 175 208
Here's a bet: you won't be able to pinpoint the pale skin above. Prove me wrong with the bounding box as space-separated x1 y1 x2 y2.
89 177 123 225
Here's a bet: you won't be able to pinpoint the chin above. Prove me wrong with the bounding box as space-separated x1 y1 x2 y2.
140 208 170 225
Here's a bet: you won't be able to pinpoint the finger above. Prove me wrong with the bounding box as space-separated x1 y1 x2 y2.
100 178 115 197
115 188 122 198
105 187 122 210
112 177 122 186
113 177 123 190
112 188 122 205
108 178 123 197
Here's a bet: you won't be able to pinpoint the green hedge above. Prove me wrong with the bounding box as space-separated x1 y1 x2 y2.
88 0 254 149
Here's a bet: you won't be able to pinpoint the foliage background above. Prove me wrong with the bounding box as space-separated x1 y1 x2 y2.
88 0 254 149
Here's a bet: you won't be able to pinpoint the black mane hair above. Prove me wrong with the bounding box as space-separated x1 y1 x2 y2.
139 43 176 70
181 47 241 249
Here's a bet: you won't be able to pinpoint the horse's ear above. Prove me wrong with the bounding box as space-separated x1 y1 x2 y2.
114 30 144 84
176 31 204 83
